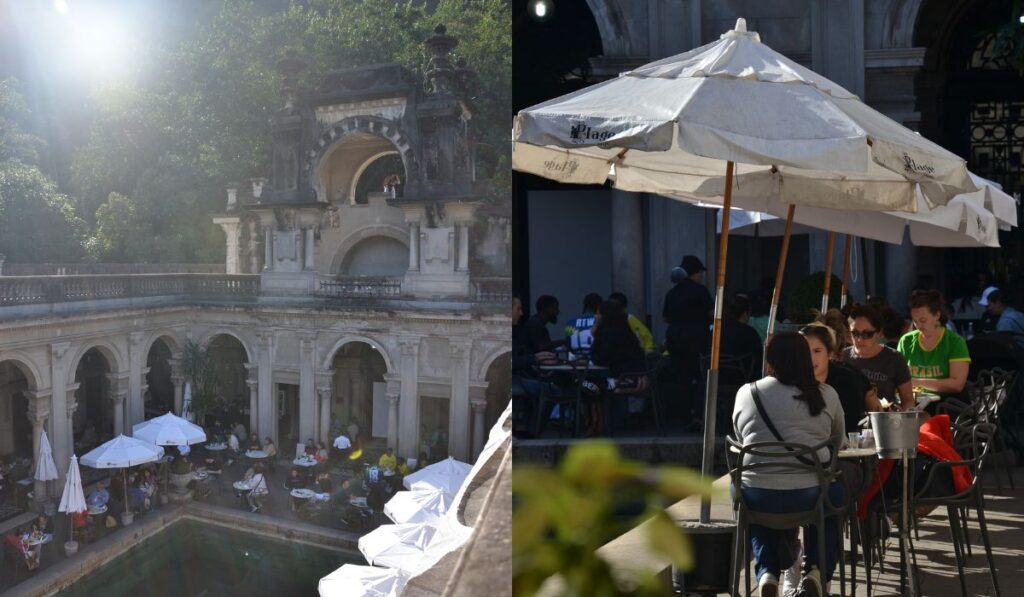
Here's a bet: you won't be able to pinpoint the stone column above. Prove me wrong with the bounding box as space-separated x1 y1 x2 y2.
448 340 472 462
25 393 51 504
470 399 487 460
244 363 259 437
263 226 274 271
397 338 420 460
168 357 184 416
107 372 129 436
408 222 421 271
298 336 316 443
257 333 275 441
249 221 261 273
128 332 147 428
611 190 647 322
214 217 242 274
456 224 470 272
387 392 400 452
304 228 316 270
316 377 332 444
49 342 71 486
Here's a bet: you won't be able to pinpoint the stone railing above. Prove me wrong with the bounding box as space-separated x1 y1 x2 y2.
473 277 512 304
0 274 260 306
314 276 403 299
1 263 226 276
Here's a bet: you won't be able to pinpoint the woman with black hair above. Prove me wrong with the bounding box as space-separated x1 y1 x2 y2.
732 332 845 597
900 290 971 401
588 301 647 435
800 322 879 432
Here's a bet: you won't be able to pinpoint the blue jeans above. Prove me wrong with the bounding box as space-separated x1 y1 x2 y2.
738 483 846 582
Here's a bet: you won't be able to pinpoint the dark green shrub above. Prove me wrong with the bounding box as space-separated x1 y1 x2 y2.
786 272 850 324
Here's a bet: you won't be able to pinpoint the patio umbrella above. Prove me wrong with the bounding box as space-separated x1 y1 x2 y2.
358 521 470 574
35 429 59 487
513 18 977 523
58 455 87 546
182 382 194 422
81 435 164 513
318 564 409 597
132 412 207 446
402 456 472 494
384 487 453 525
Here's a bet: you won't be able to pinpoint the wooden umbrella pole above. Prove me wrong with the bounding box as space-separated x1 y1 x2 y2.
821 231 836 313
764 204 796 374
840 234 853 309
699 160 734 523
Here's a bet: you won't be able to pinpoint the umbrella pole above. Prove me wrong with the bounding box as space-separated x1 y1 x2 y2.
764 204 796 368
840 234 853 309
699 160 734 524
124 469 128 515
821 231 836 313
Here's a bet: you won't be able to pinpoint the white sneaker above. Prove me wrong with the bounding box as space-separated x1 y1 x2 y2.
798 568 822 597
758 572 779 597
781 544 802 597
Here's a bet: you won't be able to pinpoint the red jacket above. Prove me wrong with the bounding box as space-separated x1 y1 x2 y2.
857 415 972 519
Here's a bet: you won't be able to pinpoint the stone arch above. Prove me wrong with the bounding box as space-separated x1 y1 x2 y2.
321 335 394 373
329 224 410 275
307 116 418 201
349 150 402 204
197 328 255 363
0 350 44 391
67 339 125 379
582 0 636 56
476 345 511 381
140 329 185 360
880 0 927 49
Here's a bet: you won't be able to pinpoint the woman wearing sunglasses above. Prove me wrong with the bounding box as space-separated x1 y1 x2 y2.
842 303 915 411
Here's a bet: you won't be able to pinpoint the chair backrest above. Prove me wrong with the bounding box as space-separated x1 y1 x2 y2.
726 435 836 530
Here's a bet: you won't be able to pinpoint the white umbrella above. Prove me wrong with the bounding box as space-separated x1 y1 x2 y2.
35 429 59 483
133 412 207 446
58 455 87 547
402 457 472 494
318 565 409 597
81 435 164 514
384 487 454 525
358 521 470 574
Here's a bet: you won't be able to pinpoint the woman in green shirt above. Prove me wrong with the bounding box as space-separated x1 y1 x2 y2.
898 290 971 398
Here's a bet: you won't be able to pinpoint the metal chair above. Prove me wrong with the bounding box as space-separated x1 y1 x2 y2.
727 436 839 597
604 364 662 437
532 358 590 438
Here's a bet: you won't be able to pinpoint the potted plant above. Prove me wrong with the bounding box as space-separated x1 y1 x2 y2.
169 456 193 495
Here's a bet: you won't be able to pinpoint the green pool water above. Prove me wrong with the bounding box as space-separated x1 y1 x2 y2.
56 519 359 596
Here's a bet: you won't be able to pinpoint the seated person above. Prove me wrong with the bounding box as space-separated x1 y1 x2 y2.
566 292 601 352
228 432 240 453
285 468 306 490
264 438 277 458
304 438 317 456
247 464 268 512
316 442 329 464
248 433 260 452
315 472 333 493
608 292 655 352
242 466 256 482
87 482 110 509
588 300 648 435
5 532 40 570
127 480 148 512
378 447 398 473
31 514 51 535
416 452 429 471
331 479 356 525
205 457 223 474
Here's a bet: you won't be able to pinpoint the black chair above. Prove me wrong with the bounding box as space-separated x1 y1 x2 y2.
701 353 757 434
532 359 590 438
604 363 662 437
727 436 838 597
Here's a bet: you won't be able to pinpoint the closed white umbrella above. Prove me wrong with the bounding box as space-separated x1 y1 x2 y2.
35 429 59 483
81 435 164 519
58 455 87 549
384 487 453 525
318 565 409 597
182 382 194 423
358 521 470 574
402 457 472 494
133 412 207 446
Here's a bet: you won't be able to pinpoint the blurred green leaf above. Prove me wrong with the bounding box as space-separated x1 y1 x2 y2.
645 510 694 571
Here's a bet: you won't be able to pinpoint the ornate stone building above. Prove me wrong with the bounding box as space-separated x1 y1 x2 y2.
0 26 510 509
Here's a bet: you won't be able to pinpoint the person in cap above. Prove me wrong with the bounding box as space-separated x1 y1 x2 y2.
981 287 1024 349
662 255 714 427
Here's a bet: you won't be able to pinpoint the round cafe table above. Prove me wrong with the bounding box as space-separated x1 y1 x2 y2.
233 481 253 508
245 450 268 460
292 457 318 468
206 443 228 452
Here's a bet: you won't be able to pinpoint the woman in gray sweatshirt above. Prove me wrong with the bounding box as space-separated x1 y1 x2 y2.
731 332 845 597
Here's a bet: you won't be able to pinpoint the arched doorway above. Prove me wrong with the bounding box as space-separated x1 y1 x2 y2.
0 361 34 469
73 348 113 452
145 338 175 419
483 353 512 443
206 334 249 431
915 0 1024 294
330 342 387 446
318 132 408 205
354 153 405 203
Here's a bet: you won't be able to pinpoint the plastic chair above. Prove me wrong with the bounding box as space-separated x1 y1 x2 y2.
727 436 838 597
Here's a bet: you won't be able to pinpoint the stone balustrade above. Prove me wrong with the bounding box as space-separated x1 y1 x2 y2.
1 263 226 276
0 274 260 306
314 276 403 298
473 277 512 304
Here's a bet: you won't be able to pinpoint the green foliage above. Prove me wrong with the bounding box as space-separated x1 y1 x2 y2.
513 442 716 597
786 272 850 324
0 161 87 262
180 339 223 425
0 78 45 166
172 456 192 475
70 0 510 262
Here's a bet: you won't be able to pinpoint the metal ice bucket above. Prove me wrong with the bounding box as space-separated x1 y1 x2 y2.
869 411 921 459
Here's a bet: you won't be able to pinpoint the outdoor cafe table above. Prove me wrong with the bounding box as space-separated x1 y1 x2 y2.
291 488 315 510
206 443 228 452
233 480 253 508
245 450 268 460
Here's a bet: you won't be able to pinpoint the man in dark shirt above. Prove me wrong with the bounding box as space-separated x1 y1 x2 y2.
719 295 763 384
525 295 566 353
663 255 714 426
